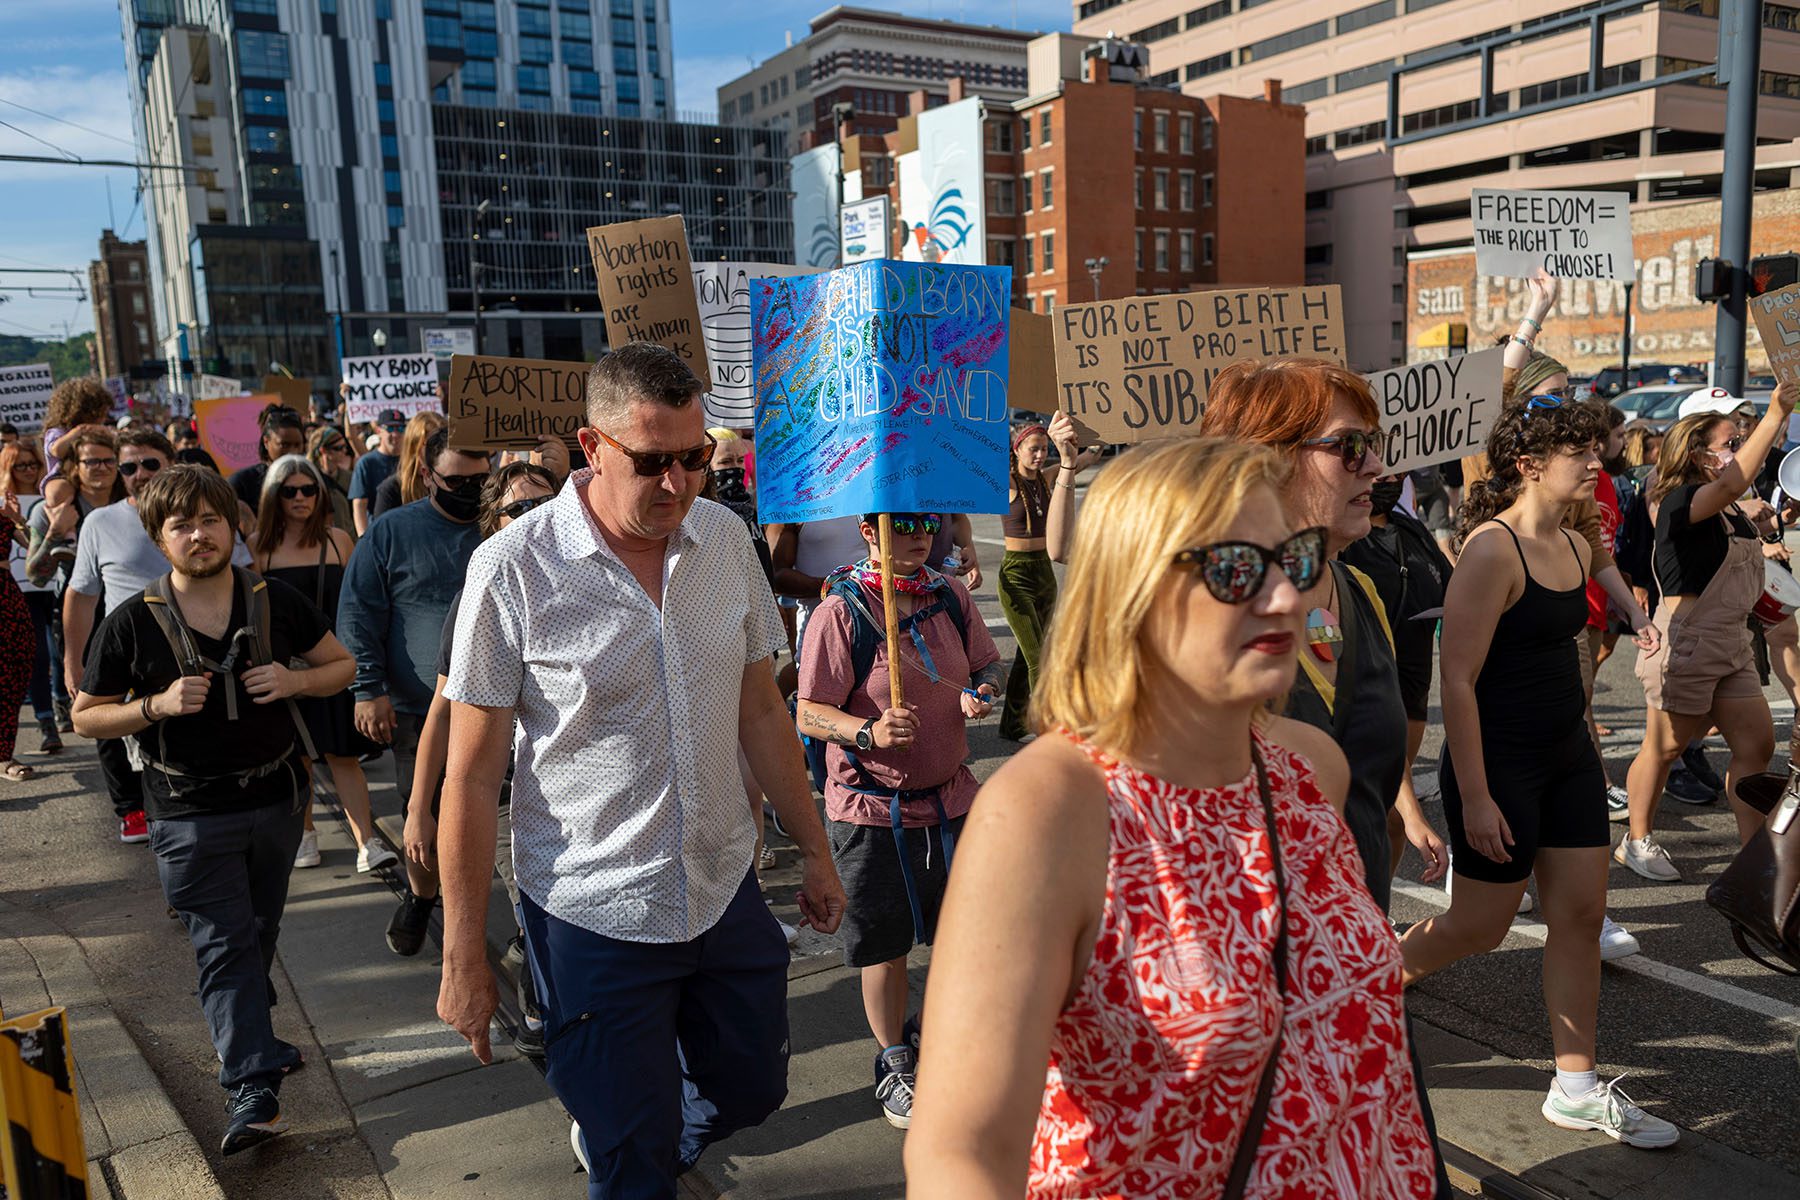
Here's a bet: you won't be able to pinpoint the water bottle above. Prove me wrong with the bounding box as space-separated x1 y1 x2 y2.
942 553 960 575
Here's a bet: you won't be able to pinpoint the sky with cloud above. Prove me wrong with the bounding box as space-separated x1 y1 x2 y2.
0 0 1070 342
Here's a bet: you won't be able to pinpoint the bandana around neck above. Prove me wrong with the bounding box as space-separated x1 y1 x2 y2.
836 558 948 598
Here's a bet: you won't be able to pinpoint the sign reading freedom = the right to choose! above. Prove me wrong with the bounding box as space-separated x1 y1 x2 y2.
1471 189 1636 280
1369 348 1506 475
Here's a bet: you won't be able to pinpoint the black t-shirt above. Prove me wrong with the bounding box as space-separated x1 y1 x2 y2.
371 473 404 521
228 462 269 513
436 587 462 680
1652 483 1758 598
82 574 331 819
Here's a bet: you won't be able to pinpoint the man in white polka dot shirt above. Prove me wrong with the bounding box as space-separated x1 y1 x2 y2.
434 344 846 1198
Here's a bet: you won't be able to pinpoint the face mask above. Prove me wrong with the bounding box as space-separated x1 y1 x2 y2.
713 466 751 506
433 475 483 522
1370 479 1404 517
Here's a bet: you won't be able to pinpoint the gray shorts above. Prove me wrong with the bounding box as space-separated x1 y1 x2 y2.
828 815 965 969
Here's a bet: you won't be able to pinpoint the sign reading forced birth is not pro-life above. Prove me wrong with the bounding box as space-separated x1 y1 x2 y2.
445 354 588 451
1050 286 1346 444
750 260 1012 526
1471 189 1636 281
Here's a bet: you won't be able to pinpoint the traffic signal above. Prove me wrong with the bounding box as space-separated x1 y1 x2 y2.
1695 257 1731 302
1749 253 1800 296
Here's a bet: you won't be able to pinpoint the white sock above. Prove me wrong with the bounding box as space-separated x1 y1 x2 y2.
1556 1068 1599 1099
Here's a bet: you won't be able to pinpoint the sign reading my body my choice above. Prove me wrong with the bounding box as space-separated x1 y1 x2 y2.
1371 348 1507 475
340 353 439 424
1471 189 1635 280
751 260 1012 525
1051 286 1345 443
446 354 588 451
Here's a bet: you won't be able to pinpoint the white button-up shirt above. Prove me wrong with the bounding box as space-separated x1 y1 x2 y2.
445 469 786 943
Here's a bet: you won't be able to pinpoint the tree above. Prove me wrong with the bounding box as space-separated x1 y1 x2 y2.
0 334 100 381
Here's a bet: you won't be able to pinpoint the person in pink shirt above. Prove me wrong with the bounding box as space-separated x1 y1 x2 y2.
796 511 1002 1131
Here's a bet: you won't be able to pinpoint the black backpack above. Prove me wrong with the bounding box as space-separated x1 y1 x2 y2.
822 568 972 696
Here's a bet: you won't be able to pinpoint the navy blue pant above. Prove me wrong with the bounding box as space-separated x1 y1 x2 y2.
22 590 61 721
149 784 305 1092
520 870 790 1200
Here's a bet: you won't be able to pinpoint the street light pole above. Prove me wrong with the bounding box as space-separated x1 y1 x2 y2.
1714 0 1764 394
1084 256 1108 301
471 198 490 355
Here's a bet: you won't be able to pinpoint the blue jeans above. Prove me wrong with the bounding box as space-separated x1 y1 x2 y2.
520 870 790 1200
22 590 60 720
149 783 305 1092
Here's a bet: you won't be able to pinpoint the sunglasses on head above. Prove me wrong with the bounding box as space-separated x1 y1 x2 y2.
500 495 548 521
1299 429 1385 472
592 428 715 477
118 458 161 477
1173 526 1327 605
280 482 320 499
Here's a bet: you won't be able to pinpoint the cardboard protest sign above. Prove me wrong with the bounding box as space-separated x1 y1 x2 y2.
0 364 54 429
341 353 439 424
1752 284 1800 388
1051 286 1344 443
1472 189 1635 281
751 260 1011 525
690 261 811 427
586 214 711 389
1369 348 1506 475
446 354 588 451
195 394 278 472
261 375 312 412
1007 308 1059 415
197 374 242 400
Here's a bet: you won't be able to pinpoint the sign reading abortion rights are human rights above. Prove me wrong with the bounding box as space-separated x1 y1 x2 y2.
751 260 1011 525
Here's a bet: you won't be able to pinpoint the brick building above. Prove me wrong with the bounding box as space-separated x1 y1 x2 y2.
87 230 156 381
827 34 1306 310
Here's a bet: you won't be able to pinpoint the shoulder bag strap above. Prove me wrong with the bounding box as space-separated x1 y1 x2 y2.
314 534 329 614
1221 744 1290 1200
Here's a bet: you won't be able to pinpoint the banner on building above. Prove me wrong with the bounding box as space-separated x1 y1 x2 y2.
587 214 711 390
0 363 54 429
446 354 588 452
196 394 280 473
1751 285 1800 388
1051 286 1346 443
423 327 476 361
751 260 1011 525
690 261 812 427
1471 188 1636 281
340 354 439 424
900 96 985 265
840 195 891 265
1370 348 1507 475
792 143 842 270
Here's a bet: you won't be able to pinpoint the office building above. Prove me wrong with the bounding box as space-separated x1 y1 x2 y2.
1074 0 1800 370
87 231 158 381
719 4 1037 152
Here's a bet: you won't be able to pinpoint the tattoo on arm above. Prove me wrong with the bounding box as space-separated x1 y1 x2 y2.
799 705 854 745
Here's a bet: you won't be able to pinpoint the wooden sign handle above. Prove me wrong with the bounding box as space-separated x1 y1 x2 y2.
878 513 904 711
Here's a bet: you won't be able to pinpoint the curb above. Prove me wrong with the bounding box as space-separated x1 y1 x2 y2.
0 897 226 1200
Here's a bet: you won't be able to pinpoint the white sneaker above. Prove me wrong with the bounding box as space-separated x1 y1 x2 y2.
1598 915 1641 960
1606 785 1631 822
1542 1076 1679 1148
293 829 321 869
570 1120 589 1173
778 918 800 946
1517 889 1535 915
1613 835 1681 882
357 839 398 873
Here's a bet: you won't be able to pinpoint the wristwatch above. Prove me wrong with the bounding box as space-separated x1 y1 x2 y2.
854 717 877 751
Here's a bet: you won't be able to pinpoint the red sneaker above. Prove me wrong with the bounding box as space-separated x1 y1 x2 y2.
119 810 150 844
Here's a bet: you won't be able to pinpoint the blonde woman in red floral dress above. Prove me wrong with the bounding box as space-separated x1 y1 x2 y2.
906 437 1436 1200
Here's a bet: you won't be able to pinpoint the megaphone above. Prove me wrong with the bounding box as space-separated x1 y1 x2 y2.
1779 444 1800 504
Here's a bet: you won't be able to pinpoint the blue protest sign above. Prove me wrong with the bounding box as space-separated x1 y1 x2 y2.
750 260 1011 525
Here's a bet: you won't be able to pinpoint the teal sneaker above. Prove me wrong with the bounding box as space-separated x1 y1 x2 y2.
1542 1076 1678 1148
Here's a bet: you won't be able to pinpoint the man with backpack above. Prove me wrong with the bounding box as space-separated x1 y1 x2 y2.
795 511 1002 1130
70 465 354 1156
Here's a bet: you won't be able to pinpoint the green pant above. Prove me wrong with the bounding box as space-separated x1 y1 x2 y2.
997 549 1058 740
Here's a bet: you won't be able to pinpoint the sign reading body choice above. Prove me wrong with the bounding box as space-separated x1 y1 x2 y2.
1471 189 1635 280
0 364 54 429
1371 348 1507 475
689 261 810 427
750 260 1012 525
340 353 440 424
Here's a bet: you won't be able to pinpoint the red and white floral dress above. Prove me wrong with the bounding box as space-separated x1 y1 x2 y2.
1030 730 1436 1200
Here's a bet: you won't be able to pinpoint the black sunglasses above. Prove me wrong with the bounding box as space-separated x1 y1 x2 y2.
1299 429 1385 472
500 495 548 521
280 483 320 499
433 469 490 489
118 458 162 477
1173 527 1328 605
593 428 715 477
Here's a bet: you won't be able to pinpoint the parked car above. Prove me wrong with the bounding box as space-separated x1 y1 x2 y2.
1589 363 1705 397
1611 384 1698 432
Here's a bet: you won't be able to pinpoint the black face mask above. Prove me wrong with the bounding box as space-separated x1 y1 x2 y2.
712 466 752 509
433 475 484 522
1370 479 1405 517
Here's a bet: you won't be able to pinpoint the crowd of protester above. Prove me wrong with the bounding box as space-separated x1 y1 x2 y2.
18 276 1795 1193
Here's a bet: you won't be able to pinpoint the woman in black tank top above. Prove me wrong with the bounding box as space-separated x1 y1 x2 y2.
1400 398 1680 1150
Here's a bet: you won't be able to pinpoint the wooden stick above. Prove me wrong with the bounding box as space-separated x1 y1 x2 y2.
878 513 904 710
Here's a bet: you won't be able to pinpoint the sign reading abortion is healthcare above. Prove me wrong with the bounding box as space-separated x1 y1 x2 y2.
751 261 1011 525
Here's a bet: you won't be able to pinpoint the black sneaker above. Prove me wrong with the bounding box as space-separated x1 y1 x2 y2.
873 1045 916 1129
54 699 72 734
1681 744 1725 794
38 719 61 754
1665 765 1716 806
385 893 436 956
220 1083 285 1155
513 1018 546 1059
